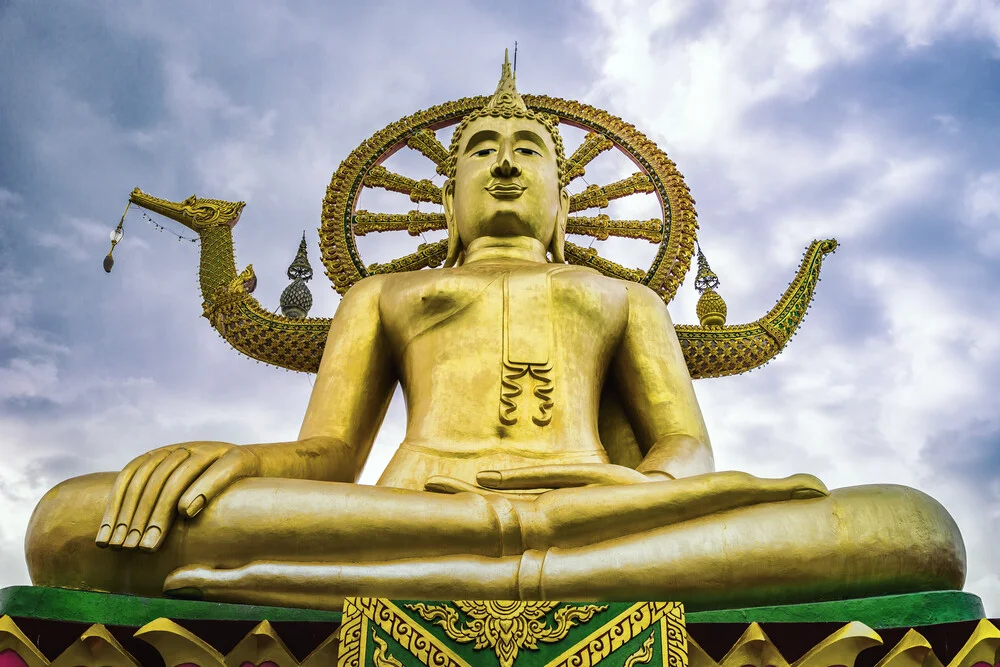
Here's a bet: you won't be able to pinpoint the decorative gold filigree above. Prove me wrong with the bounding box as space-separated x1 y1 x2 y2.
407 128 450 166
566 131 614 181
569 172 655 213
353 210 446 236
368 240 448 274
564 241 647 282
566 214 663 242
129 188 834 380
337 598 366 667
363 165 443 204
546 601 684 667
674 239 838 378
130 187 244 231
318 92 698 304
354 598 468 667
624 633 657 667
373 635 404 667
406 600 607 667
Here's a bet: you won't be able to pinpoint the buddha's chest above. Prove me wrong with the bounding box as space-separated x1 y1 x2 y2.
379 266 629 361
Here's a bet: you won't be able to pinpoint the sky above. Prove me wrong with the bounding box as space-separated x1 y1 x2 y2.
0 0 997 615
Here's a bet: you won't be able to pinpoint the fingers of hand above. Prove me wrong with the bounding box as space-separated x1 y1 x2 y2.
107 449 171 548
178 448 258 519
424 475 485 495
137 454 221 552
122 448 191 549
97 453 147 547
477 464 648 490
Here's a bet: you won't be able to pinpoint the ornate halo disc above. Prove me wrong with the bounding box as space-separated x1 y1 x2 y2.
319 94 698 304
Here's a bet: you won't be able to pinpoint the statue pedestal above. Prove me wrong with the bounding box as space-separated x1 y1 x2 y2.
0 586 993 667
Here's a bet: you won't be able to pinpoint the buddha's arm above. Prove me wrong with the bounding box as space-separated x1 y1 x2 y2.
614 283 715 479
293 274 397 480
219 274 398 482
97 276 396 551
231 274 398 483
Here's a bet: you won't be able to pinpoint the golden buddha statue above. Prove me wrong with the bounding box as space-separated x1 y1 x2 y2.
24 54 966 612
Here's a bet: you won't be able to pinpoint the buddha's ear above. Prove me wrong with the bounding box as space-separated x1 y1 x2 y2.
442 179 462 268
551 187 570 263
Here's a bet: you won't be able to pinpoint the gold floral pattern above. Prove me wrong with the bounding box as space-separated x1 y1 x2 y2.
406 600 607 667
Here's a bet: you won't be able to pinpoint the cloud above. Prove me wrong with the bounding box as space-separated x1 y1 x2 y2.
964 171 1000 257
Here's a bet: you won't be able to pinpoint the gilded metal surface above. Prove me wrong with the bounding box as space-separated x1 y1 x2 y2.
353 210 447 236
676 239 837 377
566 214 663 242
568 173 656 212
128 187 332 373
565 131 614 180
406 128 450 167
364 165 443 204
367 240 448 274
24 56 965 612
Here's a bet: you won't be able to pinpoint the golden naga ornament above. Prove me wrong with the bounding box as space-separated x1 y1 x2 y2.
125 48 837 380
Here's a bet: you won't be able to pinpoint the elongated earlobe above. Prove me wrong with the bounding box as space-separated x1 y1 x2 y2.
550 188 569 263
443 180 462 268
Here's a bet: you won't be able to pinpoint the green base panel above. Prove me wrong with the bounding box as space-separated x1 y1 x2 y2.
685 589 985 627
0 586 984 629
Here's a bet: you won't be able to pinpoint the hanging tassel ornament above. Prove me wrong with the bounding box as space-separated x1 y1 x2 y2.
103 200 130 273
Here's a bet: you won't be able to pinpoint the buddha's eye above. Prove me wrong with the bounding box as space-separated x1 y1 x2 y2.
474 148 497 157
515 147 541 156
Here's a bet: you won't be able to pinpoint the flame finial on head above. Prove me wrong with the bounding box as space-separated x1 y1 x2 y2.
484 49 528 114
441 50 568 187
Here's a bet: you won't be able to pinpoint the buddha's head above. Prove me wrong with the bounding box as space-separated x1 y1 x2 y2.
441 53 570 266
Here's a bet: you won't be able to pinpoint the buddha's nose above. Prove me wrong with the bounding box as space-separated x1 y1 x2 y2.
490 142 521 178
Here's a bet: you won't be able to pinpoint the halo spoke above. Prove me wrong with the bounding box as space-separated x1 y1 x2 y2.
367 240 448 275
564 241 646 282
322 94 697 303
364 165 442 205
566 214 663 243
566 132 614 181
406 128 450 167
353 211 447 236
569 172 655 213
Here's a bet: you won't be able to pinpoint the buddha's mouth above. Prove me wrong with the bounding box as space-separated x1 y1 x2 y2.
486 183 526 199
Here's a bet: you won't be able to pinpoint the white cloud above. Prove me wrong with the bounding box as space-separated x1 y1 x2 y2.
964 171 1000 257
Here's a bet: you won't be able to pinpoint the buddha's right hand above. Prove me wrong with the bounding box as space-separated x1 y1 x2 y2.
96 441 260 552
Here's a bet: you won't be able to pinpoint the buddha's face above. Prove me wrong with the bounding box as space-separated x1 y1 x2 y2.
444 115 568 253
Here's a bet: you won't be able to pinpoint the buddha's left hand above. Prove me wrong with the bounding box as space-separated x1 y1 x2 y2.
425 463 668 494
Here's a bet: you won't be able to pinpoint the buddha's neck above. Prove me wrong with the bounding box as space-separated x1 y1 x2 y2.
463 236 548 265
